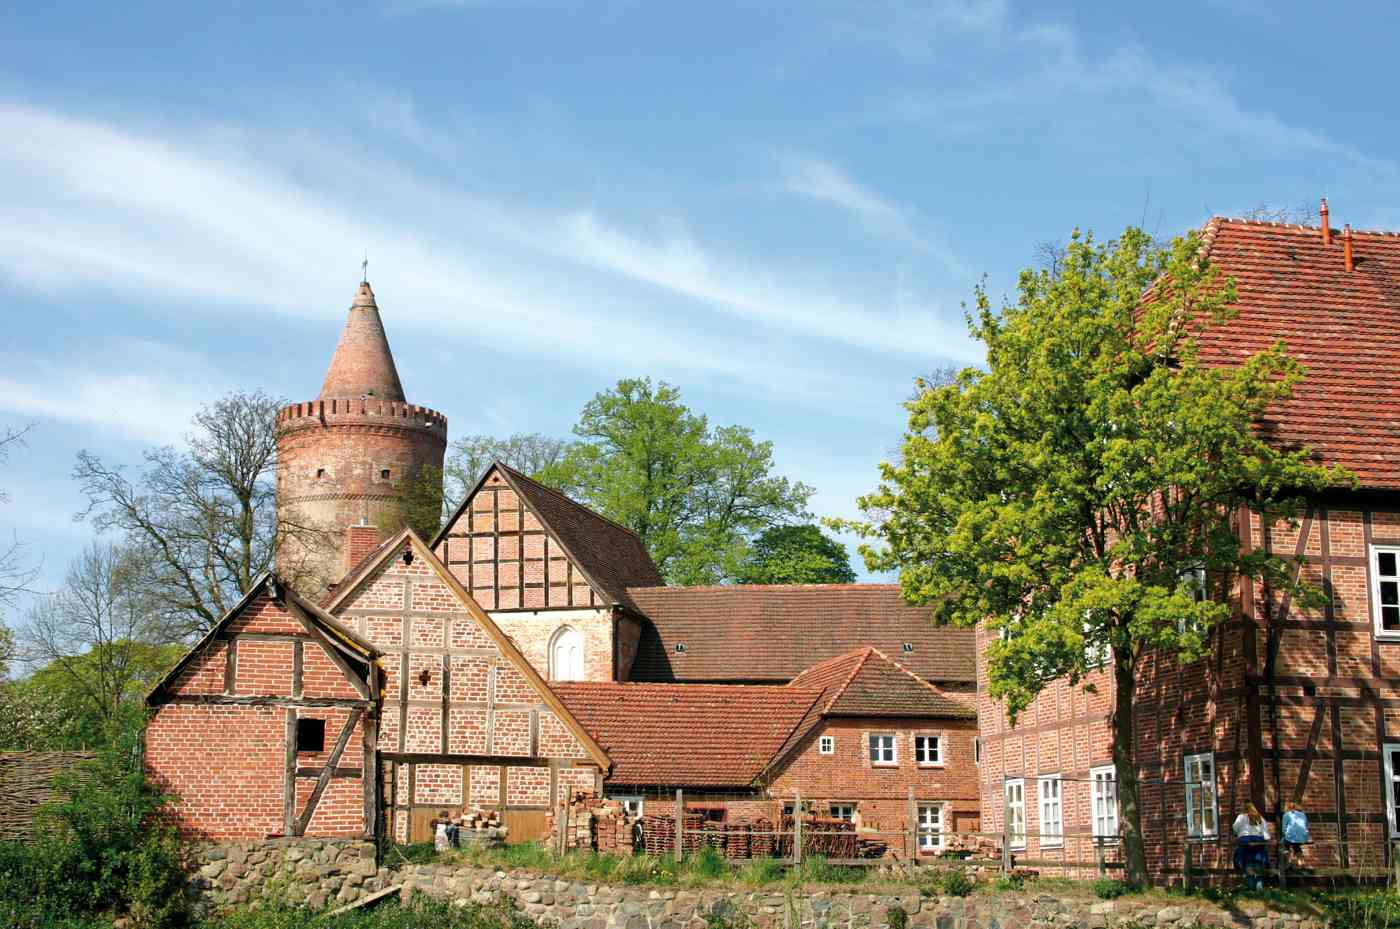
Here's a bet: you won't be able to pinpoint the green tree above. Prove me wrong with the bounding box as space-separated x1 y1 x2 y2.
838 227 1343 883
734 524 856 585
444 433 576 511
375 463 446 541
541 378 814 584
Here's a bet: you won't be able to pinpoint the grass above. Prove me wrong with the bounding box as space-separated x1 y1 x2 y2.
203 898 537 929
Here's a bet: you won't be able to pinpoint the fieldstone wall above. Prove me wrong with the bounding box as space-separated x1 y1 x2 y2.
188 840 1330 929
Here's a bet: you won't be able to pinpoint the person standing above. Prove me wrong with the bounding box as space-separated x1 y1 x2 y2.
1282 801 1309 867
1232 803 1271 889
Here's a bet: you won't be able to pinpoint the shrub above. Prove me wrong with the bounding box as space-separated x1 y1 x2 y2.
0 725 190 929
1091 878 1130 900
886 903 909 929
932 868 975 897
992 872 1024 892
737 857 786 886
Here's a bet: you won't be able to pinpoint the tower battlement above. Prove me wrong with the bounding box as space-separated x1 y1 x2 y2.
276 398 448 436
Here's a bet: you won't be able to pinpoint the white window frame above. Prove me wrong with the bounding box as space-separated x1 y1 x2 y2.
1371 545 1400 639
914 734 943 767
917 803 944 851
830 802 855 821
1178 567 1209 635
548 625 585 681
1005 779 1026 849
1385 744 1400 838
1184 752 1219 839
1089 765 1119 843
869 733 897 766
819 735 835 755
1038 775 1063 848
1083 612 1107 669
610 794 643 818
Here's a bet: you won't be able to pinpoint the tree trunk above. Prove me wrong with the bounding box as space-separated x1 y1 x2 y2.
1113 648 1149 885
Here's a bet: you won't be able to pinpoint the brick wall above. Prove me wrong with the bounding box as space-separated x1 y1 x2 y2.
434 467 605 612
976 499 1400 879
145 591 373 840
768 714 981 846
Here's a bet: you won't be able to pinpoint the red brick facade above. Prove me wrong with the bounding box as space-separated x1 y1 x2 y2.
145 585 377 840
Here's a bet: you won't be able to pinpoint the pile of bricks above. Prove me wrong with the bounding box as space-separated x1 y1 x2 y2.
694 818 777 860
545 793 639 855
459 806 503 831
941 832 999 859
640 812 706 855
776 816 860 859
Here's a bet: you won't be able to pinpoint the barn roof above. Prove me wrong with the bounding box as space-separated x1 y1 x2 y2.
1196 216 1400 491
789 647 976 719
626 584 976 684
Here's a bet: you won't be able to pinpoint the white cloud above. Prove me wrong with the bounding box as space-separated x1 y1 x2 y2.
0 100 979 405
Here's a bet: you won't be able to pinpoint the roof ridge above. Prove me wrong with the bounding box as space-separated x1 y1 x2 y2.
823 646 875 714
495 461 647 542
1212 215 1400 238
865 645 964 701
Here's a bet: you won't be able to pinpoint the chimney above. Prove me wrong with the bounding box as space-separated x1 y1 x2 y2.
1320 198 1331 245
1344 224 1355 272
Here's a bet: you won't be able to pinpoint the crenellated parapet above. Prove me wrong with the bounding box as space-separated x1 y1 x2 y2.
276 398 447 437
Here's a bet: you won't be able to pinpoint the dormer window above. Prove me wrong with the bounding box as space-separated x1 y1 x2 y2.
902 642 914 652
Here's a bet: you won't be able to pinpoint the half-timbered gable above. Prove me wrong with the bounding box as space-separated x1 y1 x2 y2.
145 577 379 840
326 528 609 843
431 463 662 682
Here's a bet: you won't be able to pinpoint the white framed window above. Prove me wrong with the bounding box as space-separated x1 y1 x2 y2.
1372 545 1400 636
869 733 897 766
610 794 643 818
915 735 942 766
549 625 585 681
1083 612 1107 669
830 803 855 821
1178 567 1209 635
1005 779 1026 849
819 735 835 755
973 737 981 766
1184 753 1218 838
1090 765 1119 842
1385 744 1400 838
1038 775 1062 847
917 804 943 851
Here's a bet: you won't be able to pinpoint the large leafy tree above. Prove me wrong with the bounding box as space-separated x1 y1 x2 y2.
540 378 814 584
735 524 856 585
444 433 576 508
839 227 1343 882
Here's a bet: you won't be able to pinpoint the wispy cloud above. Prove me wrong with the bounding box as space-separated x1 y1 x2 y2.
0 100 979 399
768 150 969 273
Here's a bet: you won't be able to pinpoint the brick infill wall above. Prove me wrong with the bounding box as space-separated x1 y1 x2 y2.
187 840 1327 928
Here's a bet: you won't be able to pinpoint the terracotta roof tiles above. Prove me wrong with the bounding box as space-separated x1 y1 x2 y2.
626 584 975 684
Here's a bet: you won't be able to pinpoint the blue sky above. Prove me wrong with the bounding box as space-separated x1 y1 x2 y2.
2 0 1399 603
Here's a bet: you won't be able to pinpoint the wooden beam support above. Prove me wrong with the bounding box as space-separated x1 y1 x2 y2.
296 707 365 836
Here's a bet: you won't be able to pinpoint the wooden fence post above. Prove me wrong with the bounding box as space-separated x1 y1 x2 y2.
675 789 684 862
793 792 803 867
906 787 918 877
1182 841 1192 891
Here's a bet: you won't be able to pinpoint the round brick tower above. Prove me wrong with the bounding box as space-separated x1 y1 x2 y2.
276 280 447 590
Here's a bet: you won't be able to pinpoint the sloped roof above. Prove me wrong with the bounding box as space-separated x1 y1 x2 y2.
147 574 380 705
432 463 663 607
550 682 821 787
789 647 976 719
1195 217 1400 490
626 584 976 683
320 281 406 403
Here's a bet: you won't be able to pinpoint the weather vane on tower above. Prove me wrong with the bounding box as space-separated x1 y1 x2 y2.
361 249 369 283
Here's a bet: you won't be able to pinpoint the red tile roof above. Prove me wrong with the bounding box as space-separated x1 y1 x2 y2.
789 647 976 719
626 584 976 684
1196 217 1400 490
551 682 822 788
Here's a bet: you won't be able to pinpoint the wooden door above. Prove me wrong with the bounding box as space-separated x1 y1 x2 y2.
501 809 548 844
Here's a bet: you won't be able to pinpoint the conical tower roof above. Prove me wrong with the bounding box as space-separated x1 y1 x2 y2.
318 281 407 402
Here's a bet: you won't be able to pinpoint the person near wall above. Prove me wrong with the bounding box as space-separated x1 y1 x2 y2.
1282 801 1310 868
1232 803 1271 889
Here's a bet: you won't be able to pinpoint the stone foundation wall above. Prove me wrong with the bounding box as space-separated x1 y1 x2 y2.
188 840 1328 929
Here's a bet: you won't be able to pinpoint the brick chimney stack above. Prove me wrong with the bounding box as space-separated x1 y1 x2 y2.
1320 198 1331 246
1344 224 1355 272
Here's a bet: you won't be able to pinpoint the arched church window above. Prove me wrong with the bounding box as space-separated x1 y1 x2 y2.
550 626 584 681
